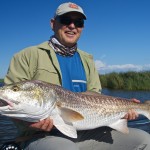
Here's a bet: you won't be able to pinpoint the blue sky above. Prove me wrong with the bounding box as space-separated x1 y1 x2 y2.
0 0 150 78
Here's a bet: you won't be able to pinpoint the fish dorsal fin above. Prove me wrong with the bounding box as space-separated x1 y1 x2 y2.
51 113 77 138
57 105 84 122
81 91 100 96
108 119 129 134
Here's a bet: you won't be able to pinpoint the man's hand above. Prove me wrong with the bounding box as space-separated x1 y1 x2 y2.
29 117 53 132
123 98 140 120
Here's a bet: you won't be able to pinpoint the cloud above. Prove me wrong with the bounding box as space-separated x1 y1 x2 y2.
95 60 106 69
95 60 150 74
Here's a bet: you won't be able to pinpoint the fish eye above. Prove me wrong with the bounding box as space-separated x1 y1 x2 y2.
12 86 20 92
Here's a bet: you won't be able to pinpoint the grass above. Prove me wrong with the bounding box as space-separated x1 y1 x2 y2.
100 71 150 91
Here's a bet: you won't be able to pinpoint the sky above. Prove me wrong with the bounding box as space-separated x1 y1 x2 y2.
0 0 150 78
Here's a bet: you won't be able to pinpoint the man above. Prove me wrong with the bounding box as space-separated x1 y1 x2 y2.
4 2 150 150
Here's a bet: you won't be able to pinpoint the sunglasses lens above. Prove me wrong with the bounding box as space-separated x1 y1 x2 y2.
74 19 84 28
56 17 84 28
60 18 72 25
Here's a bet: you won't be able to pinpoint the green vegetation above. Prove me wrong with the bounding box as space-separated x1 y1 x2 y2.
100 71 150 91
0 79 4 83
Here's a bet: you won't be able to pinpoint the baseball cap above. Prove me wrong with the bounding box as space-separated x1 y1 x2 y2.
55 2 86 19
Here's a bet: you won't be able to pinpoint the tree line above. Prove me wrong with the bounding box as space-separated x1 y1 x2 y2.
100 71 150 91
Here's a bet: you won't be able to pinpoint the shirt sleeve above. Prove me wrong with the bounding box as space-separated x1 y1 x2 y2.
4 49 33 84
78 50 102 93
87 59 102 93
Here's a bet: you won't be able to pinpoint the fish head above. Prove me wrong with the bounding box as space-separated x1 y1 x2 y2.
0 80 57 111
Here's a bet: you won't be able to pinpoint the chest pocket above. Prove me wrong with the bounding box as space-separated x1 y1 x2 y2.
32 51 61 85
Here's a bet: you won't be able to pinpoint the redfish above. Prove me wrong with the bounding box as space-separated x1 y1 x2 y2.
0 80 149 138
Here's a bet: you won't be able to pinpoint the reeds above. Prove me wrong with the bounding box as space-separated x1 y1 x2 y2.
100 71 150 91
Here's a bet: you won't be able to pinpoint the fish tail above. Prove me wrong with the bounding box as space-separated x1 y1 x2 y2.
144 100 150 120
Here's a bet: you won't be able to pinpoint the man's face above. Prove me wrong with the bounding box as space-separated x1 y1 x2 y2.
51 12 84 47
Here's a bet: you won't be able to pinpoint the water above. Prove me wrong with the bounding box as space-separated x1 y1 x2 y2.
0 84 150 147
0 82 4 87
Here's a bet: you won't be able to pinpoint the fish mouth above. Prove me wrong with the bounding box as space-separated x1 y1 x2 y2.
0 99 9 107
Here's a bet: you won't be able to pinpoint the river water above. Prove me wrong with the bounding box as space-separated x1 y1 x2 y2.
0 84 150 147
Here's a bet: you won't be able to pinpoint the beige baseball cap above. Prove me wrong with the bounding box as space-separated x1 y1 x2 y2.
55 2 86 19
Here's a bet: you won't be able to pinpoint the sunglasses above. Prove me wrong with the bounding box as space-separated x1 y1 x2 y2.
55 16 84 28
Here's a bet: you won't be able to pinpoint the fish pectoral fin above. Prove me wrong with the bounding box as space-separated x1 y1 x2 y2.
108 119 129 134
59 107 84 122
51 114 77 138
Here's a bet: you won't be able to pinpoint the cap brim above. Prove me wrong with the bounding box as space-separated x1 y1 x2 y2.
56 11 86 20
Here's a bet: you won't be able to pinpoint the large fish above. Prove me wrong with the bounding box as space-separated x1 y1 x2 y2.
0 80 150 138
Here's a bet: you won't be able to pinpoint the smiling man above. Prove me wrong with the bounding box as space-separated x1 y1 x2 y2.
4 2 150 150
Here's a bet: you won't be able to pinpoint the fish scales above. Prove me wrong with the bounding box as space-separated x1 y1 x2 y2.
55 88 143 115
0 80 150 138
50 84 149 129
